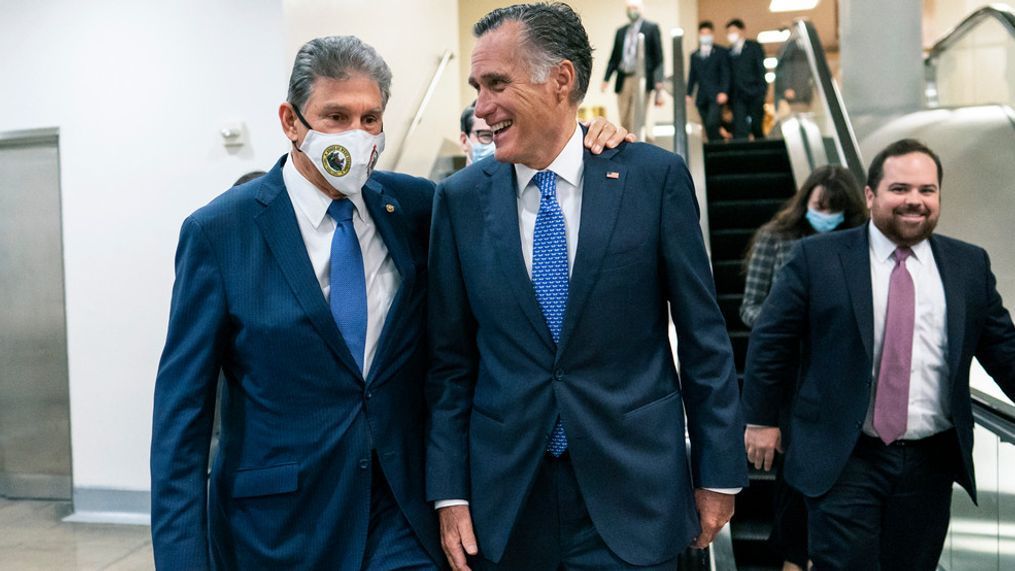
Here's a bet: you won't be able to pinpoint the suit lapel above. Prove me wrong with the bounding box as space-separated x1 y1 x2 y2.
930 236 966 378
556 149 627 357
840 227 875 362
360 178 416 385
481 161 555 351
254 158 364 381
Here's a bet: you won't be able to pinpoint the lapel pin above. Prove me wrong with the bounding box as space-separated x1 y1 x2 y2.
606 171 620 179
385 203 395 213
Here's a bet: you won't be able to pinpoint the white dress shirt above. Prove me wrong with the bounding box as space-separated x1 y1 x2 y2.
282 155 400 378
621 18 644 73
514 122 585 278
863 223 952 439
436 125 737 509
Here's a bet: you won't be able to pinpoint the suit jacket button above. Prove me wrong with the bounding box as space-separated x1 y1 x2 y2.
365 391 373 400
554 370 564 381
359 459 370 470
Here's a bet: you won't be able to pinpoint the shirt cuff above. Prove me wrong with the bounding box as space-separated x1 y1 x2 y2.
434 499 469 510
703 487 742 495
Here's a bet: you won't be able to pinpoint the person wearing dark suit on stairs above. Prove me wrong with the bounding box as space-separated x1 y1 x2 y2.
687 21 730 142
428 4 747 570
742 139 1015 570
601 0 665 133
725 19 768 140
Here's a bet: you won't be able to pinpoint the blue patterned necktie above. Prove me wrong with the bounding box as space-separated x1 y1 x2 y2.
531 170 569 457
327 199 367 374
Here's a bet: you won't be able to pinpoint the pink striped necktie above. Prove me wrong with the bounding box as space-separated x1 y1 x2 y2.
873 246 915 444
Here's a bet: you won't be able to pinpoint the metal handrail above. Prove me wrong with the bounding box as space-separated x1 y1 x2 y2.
791 19 866 186
970 387 1015 445
924 4 1015 107
393 49 454 170
670 28 688 160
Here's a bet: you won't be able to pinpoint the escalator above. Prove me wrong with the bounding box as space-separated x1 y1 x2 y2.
670 5 1015 570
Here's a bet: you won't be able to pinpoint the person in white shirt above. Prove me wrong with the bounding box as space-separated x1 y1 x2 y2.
742 138 1015 570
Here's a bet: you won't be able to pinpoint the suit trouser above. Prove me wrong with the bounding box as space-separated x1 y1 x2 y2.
805 430 957 571
469 454 676 570
768 454 808 568
617 75 650 134
732 93 765 140
362 456 439 571
696 101 723 142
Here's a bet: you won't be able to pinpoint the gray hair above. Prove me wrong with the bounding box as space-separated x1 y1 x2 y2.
286 36 393 110
473 3 593 105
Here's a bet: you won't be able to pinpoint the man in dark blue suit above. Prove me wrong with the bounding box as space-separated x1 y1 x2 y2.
686 21 730 142
150 36 443 570
427 4 747 570
742 139 1015 570
724 19 767 140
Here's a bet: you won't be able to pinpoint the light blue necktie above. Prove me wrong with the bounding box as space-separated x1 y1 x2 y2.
531 170 569 457
327 199 367 374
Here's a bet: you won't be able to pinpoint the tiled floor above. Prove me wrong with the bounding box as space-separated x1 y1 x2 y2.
0 498 152 571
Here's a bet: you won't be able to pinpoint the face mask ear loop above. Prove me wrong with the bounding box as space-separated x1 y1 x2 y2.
290 103 315 151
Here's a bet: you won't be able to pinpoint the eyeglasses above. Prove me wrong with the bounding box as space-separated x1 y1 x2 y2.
472 129 494 144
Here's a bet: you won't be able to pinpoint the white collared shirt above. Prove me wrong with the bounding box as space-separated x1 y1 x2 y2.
514 123 585 278
864 223 951 439
282 155 401 377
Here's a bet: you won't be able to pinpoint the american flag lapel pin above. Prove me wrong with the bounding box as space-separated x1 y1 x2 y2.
606 171 620 179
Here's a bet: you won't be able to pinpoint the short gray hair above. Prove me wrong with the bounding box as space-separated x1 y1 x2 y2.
473 3 593 105
286 36 393 110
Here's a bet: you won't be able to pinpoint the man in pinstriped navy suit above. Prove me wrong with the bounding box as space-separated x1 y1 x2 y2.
150 36 443 570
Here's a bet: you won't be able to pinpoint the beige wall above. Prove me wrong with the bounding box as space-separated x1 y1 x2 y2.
697 0 839 54
457 1 698 130
284 0 462 176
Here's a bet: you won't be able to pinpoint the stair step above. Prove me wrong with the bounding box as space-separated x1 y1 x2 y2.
705 149 791 176
717 294 746 332
732 519 773 542
704 139 786 153
710 229 755 262
712 260 746 296
706 173 796 201
708 199 786 231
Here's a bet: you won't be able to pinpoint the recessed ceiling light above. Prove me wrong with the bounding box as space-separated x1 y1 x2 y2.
764 57 779 69
770 0 820 12
757 29 792 44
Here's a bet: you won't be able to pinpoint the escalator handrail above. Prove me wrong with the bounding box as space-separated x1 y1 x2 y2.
970 387 1015 445
924 4 1015 108
925 4 1015 62
670 28 689 160
791 19 867 186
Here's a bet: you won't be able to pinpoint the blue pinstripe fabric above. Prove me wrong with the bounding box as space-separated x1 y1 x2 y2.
532 170 569 457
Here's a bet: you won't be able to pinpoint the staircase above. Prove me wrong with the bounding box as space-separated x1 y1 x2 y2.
703 139 797 571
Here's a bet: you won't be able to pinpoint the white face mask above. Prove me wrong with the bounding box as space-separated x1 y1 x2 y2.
700 34 714 47
293 106 385 196
728 32 741 44
470 141 495 163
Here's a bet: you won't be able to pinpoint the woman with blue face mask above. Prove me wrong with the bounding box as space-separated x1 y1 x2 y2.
739 164 867 571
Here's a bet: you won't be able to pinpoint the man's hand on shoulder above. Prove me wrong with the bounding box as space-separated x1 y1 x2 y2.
582 117 637 154
691 488 735 549
438 504 478 571
744 425 783 471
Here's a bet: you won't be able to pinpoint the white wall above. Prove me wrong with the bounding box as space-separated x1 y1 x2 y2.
0 0 289 494
284 0 462 177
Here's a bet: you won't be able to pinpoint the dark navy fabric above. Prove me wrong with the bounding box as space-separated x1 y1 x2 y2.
426 141 748 566
151 155 442 570
742 225 1015 501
